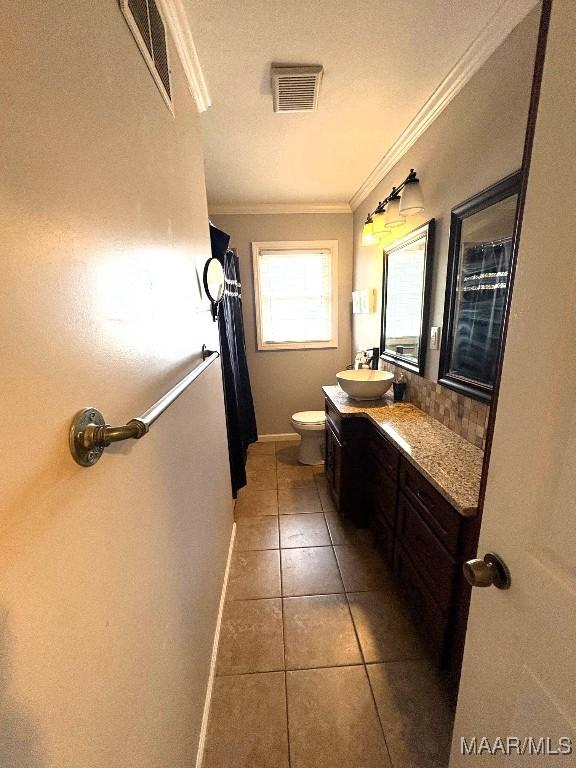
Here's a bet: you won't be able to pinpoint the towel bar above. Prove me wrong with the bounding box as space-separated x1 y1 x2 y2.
70 346 219 467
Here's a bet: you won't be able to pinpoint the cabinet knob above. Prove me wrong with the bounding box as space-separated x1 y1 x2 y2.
463 552 511 590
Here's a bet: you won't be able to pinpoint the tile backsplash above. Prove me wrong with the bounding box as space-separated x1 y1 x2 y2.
378 361 489 449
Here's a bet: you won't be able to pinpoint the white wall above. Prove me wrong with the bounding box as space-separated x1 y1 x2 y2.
210 212 353 435
0 2 232 766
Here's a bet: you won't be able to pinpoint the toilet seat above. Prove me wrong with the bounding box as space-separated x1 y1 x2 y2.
291 410 325 426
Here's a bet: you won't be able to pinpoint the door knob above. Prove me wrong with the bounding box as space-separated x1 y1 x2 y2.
463 552 511 590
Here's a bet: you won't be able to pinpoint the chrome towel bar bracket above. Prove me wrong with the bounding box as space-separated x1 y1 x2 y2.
70 347 219 467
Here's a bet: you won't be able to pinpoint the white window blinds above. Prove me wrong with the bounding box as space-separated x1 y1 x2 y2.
256 248 334 345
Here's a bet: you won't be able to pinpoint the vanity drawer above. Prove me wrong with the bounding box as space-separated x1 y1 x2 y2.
394 542 448 662
396 492 457 613
399 459 461 554
367 427 399 479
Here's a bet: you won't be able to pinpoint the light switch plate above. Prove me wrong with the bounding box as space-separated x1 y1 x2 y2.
430 326 441 350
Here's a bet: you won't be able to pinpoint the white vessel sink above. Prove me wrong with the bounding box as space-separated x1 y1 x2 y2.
336 369 394 401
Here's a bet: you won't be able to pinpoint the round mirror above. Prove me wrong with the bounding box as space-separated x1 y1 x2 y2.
203 257 225 320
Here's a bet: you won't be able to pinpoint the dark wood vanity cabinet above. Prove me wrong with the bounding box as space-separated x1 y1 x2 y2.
324 401 368 526
324 398 479 687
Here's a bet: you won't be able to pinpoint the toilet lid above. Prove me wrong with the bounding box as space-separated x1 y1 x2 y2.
292 410 326 425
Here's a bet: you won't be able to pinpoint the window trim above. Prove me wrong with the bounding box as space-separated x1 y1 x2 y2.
251 240 339 351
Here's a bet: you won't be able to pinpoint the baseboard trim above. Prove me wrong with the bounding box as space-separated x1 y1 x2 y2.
195 520 236 768
257 433 300 443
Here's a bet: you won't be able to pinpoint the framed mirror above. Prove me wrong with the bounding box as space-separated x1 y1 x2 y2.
380 219 435 375
439 171 521 402
203 256 226 321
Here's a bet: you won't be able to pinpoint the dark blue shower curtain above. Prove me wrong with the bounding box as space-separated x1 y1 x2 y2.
209 223 257 496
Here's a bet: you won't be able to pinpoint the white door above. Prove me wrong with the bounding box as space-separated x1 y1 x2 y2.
0 4 233 765
451 1 576 764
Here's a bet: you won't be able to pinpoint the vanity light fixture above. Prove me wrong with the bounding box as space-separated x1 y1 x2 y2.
362 169 425 242
361 213 377 245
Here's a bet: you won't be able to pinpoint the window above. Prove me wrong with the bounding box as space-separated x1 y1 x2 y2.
252 241 338 351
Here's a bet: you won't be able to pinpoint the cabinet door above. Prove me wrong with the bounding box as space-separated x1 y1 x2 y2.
370 468 398 529
325 419 342 507
394 542 448 662
396 491 457 614
372 513 395 566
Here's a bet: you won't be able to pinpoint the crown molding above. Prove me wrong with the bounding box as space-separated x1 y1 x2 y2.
349 0 539 211
158 0 211 112
208 202 352 215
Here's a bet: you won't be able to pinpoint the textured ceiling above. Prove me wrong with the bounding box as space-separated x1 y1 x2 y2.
187 0 511 207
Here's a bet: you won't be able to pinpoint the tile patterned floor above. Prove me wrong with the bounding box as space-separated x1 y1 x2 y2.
203 440 454 768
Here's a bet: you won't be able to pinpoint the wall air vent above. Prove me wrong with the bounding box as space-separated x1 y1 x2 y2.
120 0 172 111
271 65 323 113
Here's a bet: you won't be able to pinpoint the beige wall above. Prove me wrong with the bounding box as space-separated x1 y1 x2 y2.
1 3 232 767
210 213 353 435
352 8 540 382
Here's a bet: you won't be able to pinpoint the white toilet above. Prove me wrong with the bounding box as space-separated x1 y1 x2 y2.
290 411 326 465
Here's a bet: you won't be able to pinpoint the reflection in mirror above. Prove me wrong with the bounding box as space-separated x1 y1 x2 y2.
203 256 225 321
439 172 521 401
384 239 425 362
451 196 517 386
380 220 435 375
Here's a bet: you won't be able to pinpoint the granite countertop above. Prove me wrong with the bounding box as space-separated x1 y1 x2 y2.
323 385 484 517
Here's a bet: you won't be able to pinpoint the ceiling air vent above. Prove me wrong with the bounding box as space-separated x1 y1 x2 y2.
271 65 323 113
120 0 172 111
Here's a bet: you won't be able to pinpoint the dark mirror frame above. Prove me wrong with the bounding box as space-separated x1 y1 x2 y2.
438 171 522 402
203 256 225 321
380 219 435 376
